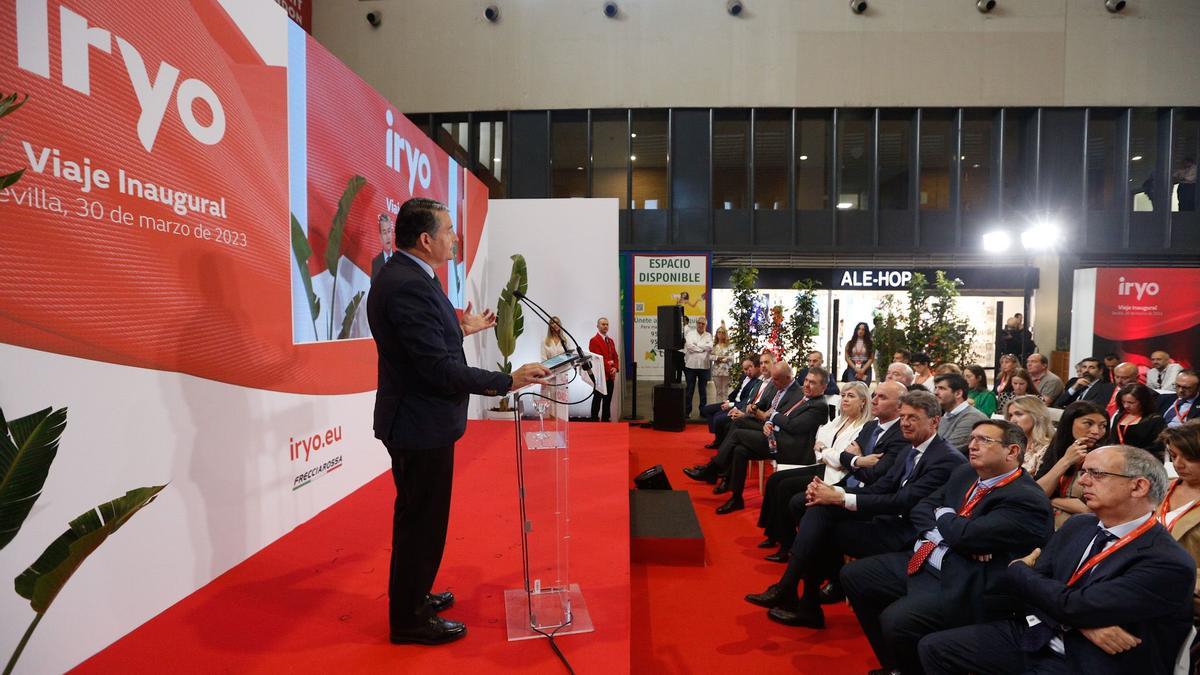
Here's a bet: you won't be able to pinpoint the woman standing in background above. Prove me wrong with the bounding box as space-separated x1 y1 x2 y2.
842 322 875 384
710 326 734 401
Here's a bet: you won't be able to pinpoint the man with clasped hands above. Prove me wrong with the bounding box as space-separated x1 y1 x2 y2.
368 198 550 646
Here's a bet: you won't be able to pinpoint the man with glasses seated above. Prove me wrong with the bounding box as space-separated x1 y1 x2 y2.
917 445 1195 675
840 419 1053 675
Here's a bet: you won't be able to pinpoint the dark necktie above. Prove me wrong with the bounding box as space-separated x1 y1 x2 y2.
847 424 885 488
1020 526 1118 652
899 446 920 485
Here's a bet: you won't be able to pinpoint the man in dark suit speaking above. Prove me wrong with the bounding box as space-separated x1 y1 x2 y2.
367 198 550 646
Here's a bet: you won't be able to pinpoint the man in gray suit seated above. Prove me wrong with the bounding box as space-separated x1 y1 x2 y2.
934 373 989 452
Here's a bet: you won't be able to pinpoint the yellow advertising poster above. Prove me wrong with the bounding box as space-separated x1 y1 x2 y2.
632 254 710 379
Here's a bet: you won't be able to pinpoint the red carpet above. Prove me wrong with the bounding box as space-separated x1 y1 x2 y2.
74 421 630 674
629 425 879 674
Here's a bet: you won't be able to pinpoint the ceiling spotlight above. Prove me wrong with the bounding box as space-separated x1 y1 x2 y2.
630 154 637 161
836 202 854 210
799 155 809 161
603 1 619 18
1131 155 1143 161
1105 0 1126 13
631 133 637 138
977 0 996 12
484 5 500 22
727 1 744 16
849 0 867 14
366 10 382 27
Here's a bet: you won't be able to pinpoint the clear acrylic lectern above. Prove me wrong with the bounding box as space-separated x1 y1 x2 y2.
504 354 596 641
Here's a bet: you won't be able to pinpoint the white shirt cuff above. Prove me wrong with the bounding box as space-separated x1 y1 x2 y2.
837 487 856 511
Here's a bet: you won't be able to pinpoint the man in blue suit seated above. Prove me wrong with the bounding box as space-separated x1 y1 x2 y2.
699 355 763 448
744 390 966 629
841 419 1053 674
918 444 1195 675
368 198 551 646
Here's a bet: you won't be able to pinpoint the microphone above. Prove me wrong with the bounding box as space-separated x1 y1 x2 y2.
512 290 593 374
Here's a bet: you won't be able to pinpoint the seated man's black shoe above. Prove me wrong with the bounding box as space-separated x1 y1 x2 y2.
715 496 744 514
817 581 845 605
756 538 777 549
390 616 467 645
704 442 719 449
745 583 790 608
683 463 718 484
426 591 455 613
764 549 789 563
867 669 902 675
713 477 730 495
767 601 825 629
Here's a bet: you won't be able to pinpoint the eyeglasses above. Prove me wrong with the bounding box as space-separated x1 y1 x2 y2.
1078 468 1137 481
967 434 1005 446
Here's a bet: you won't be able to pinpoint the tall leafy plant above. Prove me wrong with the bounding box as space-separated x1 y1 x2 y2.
727 266 764 380
871 294 907 380
0 407 67 551
6 485 165 675
493 255 528 410
289 175 368 341
0 405 163 674
924 271 976 366
787 279 821 371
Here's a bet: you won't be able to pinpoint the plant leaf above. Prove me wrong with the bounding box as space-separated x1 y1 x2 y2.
0 407 67 551
324 175 366 275
337 291 365 340
0 93 28 119
0 168 25 190
290 214 320 323
15 485 165 613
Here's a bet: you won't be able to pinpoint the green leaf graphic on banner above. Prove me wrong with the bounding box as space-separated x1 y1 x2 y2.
338 291 366 340
0 406 67 552
324 175 366 339
0 92 30 189
290 214 321 339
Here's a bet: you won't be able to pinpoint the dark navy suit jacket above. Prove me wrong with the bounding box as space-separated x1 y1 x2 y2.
909 464 1053 622
847 434 966 524
367 253 511 450
1007 513 1195 674
838 419 904 485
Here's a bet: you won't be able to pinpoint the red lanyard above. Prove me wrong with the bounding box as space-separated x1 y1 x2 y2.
1057 471 1075 499
1067 517 1156 586
959 469 1023 516
1157 480 1200 533
782 396 810 416
1114 416 1140 445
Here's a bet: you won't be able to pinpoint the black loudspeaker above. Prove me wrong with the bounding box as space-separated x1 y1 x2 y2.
657 305 684 350
634 464 672 490
663 349 683 385
653 384 686 432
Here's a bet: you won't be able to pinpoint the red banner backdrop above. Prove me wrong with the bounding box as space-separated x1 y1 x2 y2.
1093 268 1200 369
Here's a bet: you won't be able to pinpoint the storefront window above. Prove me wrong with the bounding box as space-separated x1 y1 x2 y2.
837 110 872 210
592 110 629 208
796 111 830 210
961 110 993 211
713 110 749 210
551 110 587 198
919 110 954 211
631 110 668 209
1087 110 1120 211
754 110 790 210
1172 110 1199 213
1130 108 1159 212
878 111 911 210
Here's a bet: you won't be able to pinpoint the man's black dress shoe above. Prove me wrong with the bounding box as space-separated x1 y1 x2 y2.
426 591 455 612
756 538 777 549
817 581 845 605
764 549 789 563
715 496 744 514
389 616 467 645
704 442 719 449
767 601 825 628
713 477 730 495
867 669 902 675
745 583 789 608
683 464 717 484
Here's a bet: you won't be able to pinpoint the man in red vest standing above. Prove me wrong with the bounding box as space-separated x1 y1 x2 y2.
589 317 619 422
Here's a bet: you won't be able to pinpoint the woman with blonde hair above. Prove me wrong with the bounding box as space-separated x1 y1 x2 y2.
1004 394 1055 475
539 316 567 403
757 380 871 562
710 325 734 401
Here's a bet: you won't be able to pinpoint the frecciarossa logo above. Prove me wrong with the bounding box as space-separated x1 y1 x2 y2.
14 0 226 152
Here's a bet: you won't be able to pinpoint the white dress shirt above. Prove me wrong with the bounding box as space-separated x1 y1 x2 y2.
1148 363 1183 392
683 329 714 369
